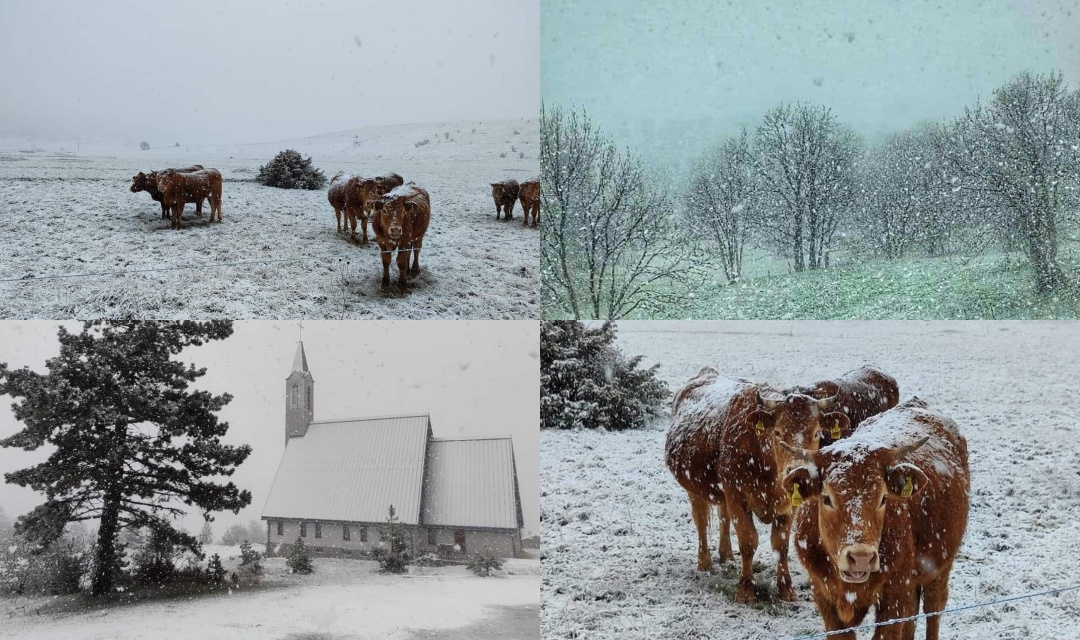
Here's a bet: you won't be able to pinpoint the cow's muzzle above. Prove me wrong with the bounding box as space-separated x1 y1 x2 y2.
838 544 879 583
388 226 402 241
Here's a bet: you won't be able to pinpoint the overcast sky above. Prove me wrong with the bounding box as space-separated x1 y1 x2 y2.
0 321 539 539
542 0 1080 161
0 0 539 145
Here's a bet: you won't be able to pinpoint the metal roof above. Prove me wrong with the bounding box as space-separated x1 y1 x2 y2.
261 414 431 524
420 437 523 530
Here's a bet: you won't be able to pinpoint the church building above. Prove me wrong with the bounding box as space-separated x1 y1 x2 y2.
261 342 525 558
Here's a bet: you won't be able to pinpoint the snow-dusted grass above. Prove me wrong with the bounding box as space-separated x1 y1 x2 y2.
0 119 538 319
0 552 539 639
541 321 1080 639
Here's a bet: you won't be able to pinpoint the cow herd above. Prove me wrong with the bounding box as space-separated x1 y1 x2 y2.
665 365 970 640
129 164 539 291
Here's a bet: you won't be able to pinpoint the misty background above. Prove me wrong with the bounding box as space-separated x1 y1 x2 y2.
542 0 1080 168
0 321 540 541
0 0 539 146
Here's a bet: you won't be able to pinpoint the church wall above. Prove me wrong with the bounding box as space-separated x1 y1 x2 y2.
265 518 521 558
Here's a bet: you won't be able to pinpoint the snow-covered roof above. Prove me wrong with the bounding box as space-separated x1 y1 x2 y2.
421 437 523 530
261 414 432 524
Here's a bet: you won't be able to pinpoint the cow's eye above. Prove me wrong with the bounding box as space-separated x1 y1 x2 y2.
822 495 833 508
773 429 781 438
879 495 887 508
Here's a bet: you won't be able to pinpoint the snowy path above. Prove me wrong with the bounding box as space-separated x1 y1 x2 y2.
1 557 540 640
0 119 538 319
541 321 1080 639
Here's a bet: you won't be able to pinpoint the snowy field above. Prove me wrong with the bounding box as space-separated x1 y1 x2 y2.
0 119 538 319
0 549 540 640
541 321 1080 639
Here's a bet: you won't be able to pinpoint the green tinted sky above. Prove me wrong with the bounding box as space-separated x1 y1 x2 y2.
543 0 1080 158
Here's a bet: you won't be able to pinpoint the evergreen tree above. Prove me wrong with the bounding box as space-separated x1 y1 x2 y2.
286 537 313 574
372 504 411 573
540 321 669 430
197 520 214 546
206 553 226 584
467 553 503 577
256 149 327 190
0 321 252 596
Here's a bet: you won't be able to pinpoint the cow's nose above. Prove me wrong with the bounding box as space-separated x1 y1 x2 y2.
845 546 879 572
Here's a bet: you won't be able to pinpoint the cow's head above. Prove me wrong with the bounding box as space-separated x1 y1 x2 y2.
782 438 929 583
130 172 153 192
373 195 420 243
757 390 850 480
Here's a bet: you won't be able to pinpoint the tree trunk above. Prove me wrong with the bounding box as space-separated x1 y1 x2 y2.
91 487 122 596
1027 201 1063 294
793 204 805 272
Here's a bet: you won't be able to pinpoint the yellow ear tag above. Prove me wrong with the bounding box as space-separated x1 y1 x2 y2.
755 420 764 432
791 485 803 507
900 476 913 498
831 424 841 439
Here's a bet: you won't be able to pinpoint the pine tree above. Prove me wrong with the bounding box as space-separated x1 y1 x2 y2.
372 504 411 573
286 537 313 574
256 149 327 190
197 520 214 545
206 553 226 584
0 321 252 596
540 321 669 430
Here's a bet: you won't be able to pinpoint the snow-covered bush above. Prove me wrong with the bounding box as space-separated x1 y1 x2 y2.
236 540 263 584
372 505 411 574
467 553 503 577
0 533 90 595
286 538 314 574
541 321 668 430
256 149 327 190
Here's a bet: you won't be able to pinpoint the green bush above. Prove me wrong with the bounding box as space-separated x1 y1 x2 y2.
286 537 313 575
467 554 503 577
256 149 327 190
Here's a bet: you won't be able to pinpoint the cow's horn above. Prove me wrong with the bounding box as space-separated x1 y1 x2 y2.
779 440 814 462
816 393 839 411
757 389 781 410
890 436 930 462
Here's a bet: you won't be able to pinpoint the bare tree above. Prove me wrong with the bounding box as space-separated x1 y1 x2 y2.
684 129 754 283
753 103 859 271
938 71 1080 293
540 104 701 319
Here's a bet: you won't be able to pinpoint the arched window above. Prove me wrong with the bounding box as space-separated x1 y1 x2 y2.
291 384 298 408
306 385 312 412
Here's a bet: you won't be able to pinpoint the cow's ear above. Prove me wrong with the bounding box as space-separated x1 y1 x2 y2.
748 407 775 435
783 465 821 506
885 463 927 499
821 412 852 444
373 200 385 211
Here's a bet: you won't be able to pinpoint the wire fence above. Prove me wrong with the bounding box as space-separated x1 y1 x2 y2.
786 583 1080 640
0 236 532 285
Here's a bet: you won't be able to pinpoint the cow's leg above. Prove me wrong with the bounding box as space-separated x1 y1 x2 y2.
725 494 758 604
522 203 530 227
688 493 712 572
873 585 919 640
160 202 169 219
533 203 540 227
215 196 222 222
716 500 733 562
771 513 796 601
171 203 183 230
922 569 952 640
380 248 392 288
195 199 203 217
409 241 422 276
396 247 410 287
495 202 502 220
504 200 514 221
334 206 343 234
347 210 359 245
811 583 858 640
360 215 369 245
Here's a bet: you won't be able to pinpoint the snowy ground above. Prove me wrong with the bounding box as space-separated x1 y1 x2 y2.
541 321 1080 639
0 119 538 319
0 550 539 640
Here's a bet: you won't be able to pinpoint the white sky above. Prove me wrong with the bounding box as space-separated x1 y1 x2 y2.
0 321 539 539
542 0 1080 160
0 0 539 145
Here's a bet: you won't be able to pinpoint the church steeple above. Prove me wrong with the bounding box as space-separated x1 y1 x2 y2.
285 341 314 445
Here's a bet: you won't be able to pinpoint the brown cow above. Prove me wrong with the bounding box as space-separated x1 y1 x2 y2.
519 176 539 228
665 367 851 604
328 171 362 239
356 172 405 244
130 165 204 219
157 169 223 229
782 397 970 640
371 182 430 289
490 178 519 221
795 365 900 445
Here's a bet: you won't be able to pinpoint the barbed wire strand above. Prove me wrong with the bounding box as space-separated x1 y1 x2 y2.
786 583 1080 640
0 236 533 285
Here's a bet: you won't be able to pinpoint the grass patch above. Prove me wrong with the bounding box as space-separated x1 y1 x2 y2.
27 578 286 617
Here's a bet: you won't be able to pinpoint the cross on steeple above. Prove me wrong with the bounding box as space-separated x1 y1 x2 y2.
297 320 304 343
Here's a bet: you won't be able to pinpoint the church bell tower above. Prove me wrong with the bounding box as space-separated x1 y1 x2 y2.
285 341 314 445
